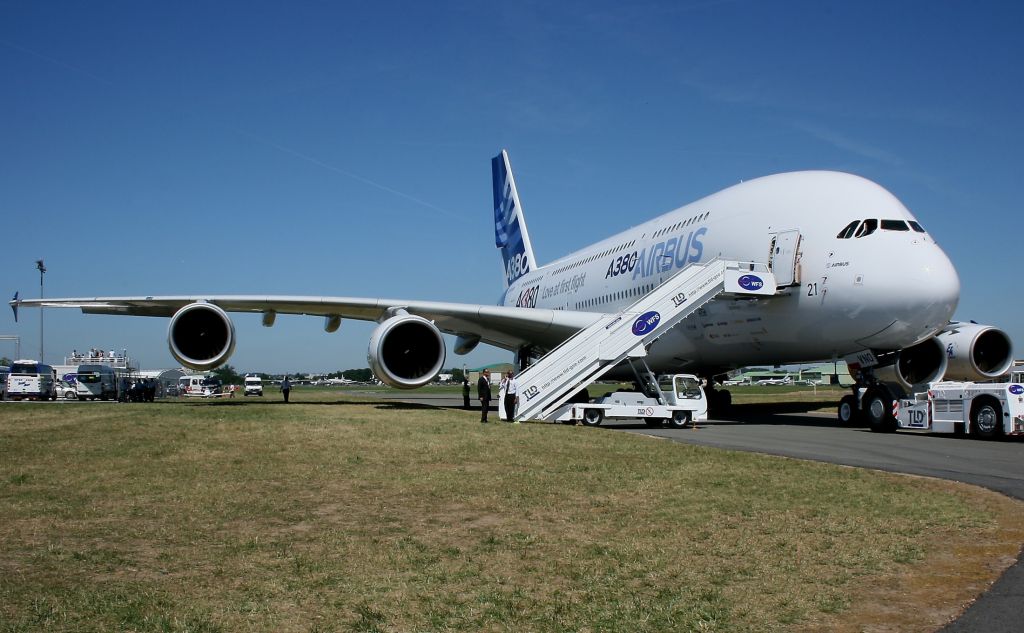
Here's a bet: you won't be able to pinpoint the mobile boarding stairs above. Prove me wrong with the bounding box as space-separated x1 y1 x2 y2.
513 259 778 422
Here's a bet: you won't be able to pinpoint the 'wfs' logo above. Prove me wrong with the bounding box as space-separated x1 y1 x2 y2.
738 274 764 291
632 311 661 336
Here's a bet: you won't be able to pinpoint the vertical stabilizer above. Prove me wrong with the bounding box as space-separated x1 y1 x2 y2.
492 150 538 287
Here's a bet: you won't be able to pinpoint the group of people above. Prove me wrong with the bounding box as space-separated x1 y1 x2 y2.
467 368 519 423
70 348 122 361
121 377 156 402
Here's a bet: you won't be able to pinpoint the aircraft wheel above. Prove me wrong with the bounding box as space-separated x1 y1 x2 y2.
865 389 896 433
970 399 1003 440
669 410 691 429
644 418 663 428
581 409 604 427
837 395 859 425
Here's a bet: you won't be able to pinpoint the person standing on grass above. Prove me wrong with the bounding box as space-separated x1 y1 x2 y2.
503 370 519 423
462 377 471 409
477 369 492 423
281 375 292 403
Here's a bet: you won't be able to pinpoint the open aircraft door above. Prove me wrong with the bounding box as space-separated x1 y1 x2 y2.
769 230 801 287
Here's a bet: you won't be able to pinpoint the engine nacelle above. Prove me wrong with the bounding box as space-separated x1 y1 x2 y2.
937 323 1013 381
367 313 446 389
167 302 236 371
875 337 948 393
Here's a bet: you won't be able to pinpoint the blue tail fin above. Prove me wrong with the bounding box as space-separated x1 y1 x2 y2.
492 149 538 287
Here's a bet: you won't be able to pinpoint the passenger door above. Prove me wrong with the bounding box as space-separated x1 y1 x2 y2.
769 230 802 287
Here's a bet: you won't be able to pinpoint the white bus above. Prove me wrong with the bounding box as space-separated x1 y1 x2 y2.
76 363 119 401
7 359 57 401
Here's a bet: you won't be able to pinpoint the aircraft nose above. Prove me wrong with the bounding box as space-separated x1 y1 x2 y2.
847 238 960 349
901 241 960 327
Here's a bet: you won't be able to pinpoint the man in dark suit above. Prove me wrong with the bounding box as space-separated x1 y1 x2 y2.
477 369 492 423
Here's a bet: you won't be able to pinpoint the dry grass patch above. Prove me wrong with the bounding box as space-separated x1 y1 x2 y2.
0 394 1021 632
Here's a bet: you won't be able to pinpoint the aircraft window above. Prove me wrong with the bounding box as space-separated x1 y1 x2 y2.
836 221 859 239
881 219 910 231
908 220 925 233
854 219 878 238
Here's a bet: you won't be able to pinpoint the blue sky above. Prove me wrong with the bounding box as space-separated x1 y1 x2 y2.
2 1 1022 373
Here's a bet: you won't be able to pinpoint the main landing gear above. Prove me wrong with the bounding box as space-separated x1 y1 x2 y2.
704 376 732 415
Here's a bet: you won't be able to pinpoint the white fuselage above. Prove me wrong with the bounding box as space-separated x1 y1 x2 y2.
500 171 960 374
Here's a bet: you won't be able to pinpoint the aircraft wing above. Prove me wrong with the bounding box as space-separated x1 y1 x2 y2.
9 294 602 352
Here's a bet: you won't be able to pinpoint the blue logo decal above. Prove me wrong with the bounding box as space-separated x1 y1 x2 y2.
738 274 764 291
632 311 661 336
1009 385 1023 395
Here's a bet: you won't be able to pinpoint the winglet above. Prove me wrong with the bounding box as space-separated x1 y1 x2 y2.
9 291 19 322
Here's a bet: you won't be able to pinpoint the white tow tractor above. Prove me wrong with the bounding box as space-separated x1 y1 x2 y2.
549 374 708 428
893 369 1024 439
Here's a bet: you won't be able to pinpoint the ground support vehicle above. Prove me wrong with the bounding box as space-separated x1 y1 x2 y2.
244 375 263 396
894 371 1024 440
6 360 56 401
179 375 222 397
76 363 118 400
549 374 708 427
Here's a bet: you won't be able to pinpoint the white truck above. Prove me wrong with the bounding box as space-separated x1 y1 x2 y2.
894 368 1024 439
550 374 708 427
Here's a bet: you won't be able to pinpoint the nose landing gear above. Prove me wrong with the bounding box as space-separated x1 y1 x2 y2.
838 368 897 432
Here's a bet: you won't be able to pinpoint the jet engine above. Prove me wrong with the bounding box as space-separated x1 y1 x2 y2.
875 323 1013 392
167 302 236 371
367 313 446 389
937 322 1013 381
875 337 948 393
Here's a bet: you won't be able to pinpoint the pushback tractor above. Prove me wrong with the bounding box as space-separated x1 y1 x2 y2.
893 368 1024 439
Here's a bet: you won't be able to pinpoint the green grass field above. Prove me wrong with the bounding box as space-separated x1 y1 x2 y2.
1 393 1021 632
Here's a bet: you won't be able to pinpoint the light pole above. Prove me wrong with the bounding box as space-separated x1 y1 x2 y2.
36 259 45 363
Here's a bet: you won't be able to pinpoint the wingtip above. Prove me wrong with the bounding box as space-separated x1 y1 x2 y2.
9 291 19 322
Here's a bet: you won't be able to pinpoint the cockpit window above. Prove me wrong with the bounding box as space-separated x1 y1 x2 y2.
842 218 923 238
880 219 910 231
837 221 859 239
854 218 877 238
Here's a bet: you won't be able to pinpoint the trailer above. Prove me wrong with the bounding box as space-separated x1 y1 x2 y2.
549 374 708 427
894 369 1024 439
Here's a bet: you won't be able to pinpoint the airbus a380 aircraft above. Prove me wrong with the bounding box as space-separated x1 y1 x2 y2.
10 150 1013 428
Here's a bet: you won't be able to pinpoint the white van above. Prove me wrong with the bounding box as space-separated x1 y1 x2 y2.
244 375 263 396
243 374 264 393
178 375 222 397
7 360 56 400
76 363 118 400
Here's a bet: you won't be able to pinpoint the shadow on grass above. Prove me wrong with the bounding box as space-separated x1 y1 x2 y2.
186 398 498 412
